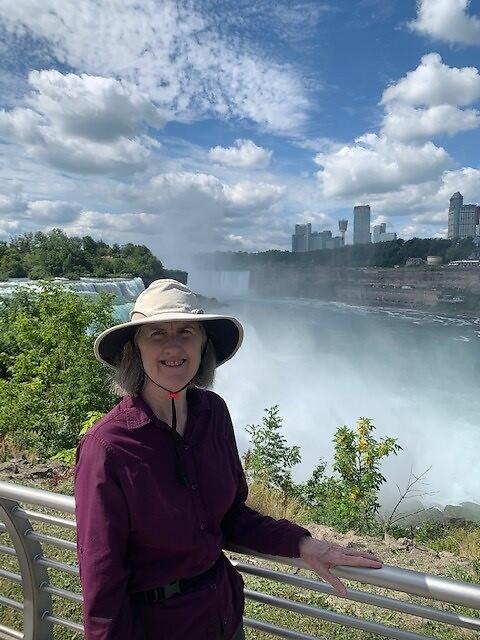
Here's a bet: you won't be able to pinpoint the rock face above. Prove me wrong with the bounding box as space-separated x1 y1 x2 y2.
250 264 480 314
0 455 70 486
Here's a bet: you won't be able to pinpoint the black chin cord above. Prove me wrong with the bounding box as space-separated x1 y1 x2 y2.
144 340 209 486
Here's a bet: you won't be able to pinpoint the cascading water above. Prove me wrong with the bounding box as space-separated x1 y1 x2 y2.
0 277 145 303
188 270 250 299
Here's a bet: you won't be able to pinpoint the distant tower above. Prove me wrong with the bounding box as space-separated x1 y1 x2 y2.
292 223 312 252
353 205 371 244
448 192 463 239
338 219 348 245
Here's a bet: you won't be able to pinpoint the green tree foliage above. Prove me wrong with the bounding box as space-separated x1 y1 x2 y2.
1 229 168 284
52 410 105 465
245 408 402 534
299 418 402 534
0 284 117 458
446 238 477 262
245 406 301 501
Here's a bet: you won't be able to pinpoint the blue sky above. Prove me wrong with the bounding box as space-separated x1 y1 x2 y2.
0 0 479 268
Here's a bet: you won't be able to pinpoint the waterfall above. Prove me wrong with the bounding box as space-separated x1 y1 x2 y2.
0 277 145 303
188 270 250 299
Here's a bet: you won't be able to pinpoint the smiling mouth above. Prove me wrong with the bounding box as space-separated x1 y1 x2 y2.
160 359 186 368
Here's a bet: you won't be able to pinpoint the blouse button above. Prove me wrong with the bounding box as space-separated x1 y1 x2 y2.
184 445 189 451
191 484 197 490
200 522 205 530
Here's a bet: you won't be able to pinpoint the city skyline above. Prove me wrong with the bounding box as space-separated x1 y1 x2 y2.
0 1 479 267
293 191 478 252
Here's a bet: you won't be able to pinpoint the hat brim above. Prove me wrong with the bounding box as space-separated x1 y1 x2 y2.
94 312 243 369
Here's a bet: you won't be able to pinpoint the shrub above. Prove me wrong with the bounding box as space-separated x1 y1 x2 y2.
244 406 301 517
299 418 401 534
0 283 116 458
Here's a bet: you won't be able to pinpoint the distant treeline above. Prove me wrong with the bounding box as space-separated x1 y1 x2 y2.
198 237 479 270
0 229 186 285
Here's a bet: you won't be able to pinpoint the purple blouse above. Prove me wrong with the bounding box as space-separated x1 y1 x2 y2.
74 388 310 639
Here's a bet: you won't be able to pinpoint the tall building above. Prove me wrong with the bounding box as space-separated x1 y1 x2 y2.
291 223 311 252
373 222 397 243
338 219 348 245
459 205 479 238
353 205 371 244
448 192 462 238
448 192 480 239
309 230 331 251
291 223 343 252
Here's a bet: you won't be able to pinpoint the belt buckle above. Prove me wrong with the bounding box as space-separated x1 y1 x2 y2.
163 580 181 599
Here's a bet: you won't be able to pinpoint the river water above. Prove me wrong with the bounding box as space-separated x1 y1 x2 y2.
116 293 480 513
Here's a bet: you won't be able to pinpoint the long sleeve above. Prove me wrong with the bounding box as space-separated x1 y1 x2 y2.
220 401 311 558
74 434 137 640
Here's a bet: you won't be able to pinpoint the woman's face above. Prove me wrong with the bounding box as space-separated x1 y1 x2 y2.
136 321 204 391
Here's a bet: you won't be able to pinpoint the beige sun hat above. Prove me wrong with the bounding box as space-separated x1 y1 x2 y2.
94 279 244 368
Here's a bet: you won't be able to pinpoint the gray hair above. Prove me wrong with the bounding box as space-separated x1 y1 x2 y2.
110 322 216 397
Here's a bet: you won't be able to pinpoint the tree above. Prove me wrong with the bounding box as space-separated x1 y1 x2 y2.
0 283 117 458
245 406 301 509
299 418 402 533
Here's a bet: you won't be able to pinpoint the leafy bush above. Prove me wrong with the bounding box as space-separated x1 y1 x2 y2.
0 284 117 458
299 418 401 534
244 408 401 534
244 406 301 516
52 411 105 465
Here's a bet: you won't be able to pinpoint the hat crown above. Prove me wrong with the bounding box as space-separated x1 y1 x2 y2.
130 279 203 321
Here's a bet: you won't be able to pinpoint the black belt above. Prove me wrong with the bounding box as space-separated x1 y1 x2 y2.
131 556 221 605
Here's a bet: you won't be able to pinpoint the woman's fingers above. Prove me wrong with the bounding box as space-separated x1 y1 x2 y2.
343 549 383 563
315 566 348 597
337 553 383 568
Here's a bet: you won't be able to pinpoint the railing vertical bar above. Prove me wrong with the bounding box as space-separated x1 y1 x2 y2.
0 498 54 640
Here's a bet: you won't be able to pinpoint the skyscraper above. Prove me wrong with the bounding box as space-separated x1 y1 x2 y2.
353 205 371 244
448 192 462 238
448 192 480 239
338 219 348 245
373 222 397 243
291 223 311 252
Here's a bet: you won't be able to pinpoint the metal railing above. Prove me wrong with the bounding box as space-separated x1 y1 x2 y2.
0 479 479 639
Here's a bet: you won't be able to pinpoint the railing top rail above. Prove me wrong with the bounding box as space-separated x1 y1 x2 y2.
0 480 75 514
228 547 480 609
1 480 479 611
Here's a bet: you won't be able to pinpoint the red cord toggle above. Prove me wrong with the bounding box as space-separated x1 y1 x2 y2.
168 391 179 399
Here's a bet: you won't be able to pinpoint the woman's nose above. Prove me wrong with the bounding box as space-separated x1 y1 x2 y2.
163 334 182 348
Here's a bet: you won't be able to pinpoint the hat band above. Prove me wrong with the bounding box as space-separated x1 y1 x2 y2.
131 309 204 321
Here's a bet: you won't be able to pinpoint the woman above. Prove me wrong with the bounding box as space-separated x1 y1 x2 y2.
75 279 383 640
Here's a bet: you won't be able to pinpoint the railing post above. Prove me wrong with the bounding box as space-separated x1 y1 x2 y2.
0 498 53 640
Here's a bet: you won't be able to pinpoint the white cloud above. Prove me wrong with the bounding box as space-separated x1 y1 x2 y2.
409 0 480 46
381 53 480 107
27 70 166 141
0 0 309 134
0 106 44 144
0 70 161 174
0 188 27 213
224 181 285 208
25 200 80 222
314 133 452 198
120 171 286 213
208 139 272 168
104 169 290 260
68 210 160 235
382 104 480 141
